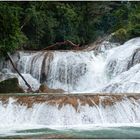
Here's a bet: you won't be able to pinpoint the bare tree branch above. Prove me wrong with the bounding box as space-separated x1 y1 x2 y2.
7 52 32 92
42 40 80 50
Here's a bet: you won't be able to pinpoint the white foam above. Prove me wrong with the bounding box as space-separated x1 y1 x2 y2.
0 98 140 129
1 38 140 93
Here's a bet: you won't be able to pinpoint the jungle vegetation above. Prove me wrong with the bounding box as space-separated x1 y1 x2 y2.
0 1 140 55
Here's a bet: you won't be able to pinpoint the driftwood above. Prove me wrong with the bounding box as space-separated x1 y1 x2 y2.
7 52 32 92
42 40 80 50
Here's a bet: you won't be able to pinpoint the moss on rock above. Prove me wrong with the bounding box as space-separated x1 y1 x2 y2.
111 28 128 44
0 78 24 93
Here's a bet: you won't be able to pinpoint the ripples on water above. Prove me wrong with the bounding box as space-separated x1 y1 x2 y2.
1 126 140 139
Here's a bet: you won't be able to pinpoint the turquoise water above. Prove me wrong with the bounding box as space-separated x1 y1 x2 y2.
1 93 140 139
1 126 140 139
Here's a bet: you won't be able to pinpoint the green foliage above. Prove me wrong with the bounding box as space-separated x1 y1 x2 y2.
127 24 140 39
0 1 140 54
0 2 27 56
111 28 128 43
110 2 140 42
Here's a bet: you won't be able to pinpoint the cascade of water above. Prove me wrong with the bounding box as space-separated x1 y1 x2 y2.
1 37 140 93
7 50 107 92
105 37 140 78
0 97 140 128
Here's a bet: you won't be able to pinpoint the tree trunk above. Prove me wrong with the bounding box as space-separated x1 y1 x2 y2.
42 40 80 50
7 52 32 92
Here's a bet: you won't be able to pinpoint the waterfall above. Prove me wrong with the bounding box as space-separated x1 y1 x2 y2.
14 51 107 92
0 95 140 128
1 38 140 136
1 37 140 93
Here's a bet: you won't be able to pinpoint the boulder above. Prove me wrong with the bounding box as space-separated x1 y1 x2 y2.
0 78 24 93
39 84 65 93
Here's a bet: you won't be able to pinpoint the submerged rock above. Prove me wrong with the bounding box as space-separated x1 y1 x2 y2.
39 84 65 93
0 78 24 93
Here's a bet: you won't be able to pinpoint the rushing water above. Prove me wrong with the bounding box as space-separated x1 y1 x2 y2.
1 97 140 126
1 38 140 93
1 38 140 138
0 94 140 138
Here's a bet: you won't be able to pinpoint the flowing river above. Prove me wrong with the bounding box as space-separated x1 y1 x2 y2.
0 38 140 138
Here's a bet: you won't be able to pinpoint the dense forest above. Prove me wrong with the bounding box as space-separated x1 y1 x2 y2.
0 1 140 56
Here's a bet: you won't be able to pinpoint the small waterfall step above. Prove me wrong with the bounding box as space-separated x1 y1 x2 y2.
0 93 140 126
0 93 140 109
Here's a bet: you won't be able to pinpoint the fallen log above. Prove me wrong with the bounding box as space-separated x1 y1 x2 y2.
42 40 80 50
6 52 32 92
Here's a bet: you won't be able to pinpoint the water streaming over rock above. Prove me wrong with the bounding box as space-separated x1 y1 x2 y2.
1 38 140 136
1 37 140 93
0 95 140 128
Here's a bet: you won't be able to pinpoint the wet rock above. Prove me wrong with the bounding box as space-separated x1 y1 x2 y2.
0 78 24 93
101 96 122 106
40 52 54 83
128 48 140 69
0 94 126 111
39 84 65 93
